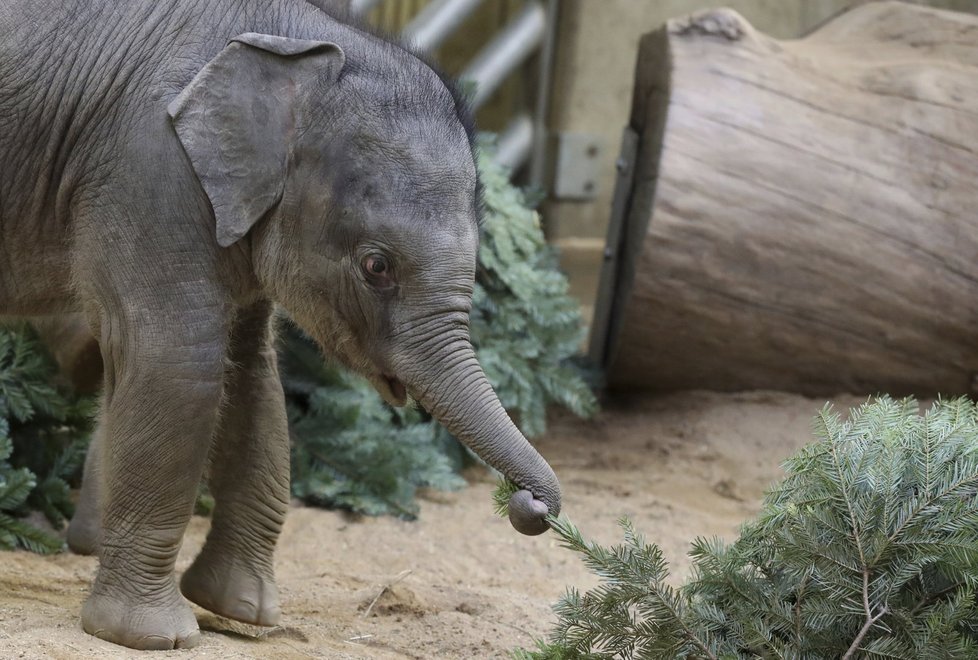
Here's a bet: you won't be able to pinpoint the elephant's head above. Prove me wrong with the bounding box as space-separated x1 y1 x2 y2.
168 33 559 534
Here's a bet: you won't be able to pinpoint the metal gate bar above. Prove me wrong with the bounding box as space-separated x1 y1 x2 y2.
402 0 486 52
353 0 557 178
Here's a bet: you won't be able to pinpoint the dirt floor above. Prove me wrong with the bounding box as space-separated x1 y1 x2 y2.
0 390 865 659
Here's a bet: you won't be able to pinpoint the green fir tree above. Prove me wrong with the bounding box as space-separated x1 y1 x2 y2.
515 397 978 659
471 141 598 436
0 326 93 553
281 323 466 519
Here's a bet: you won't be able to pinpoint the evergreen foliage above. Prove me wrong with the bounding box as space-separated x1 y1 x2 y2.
281 324 466 519
282 143 597 516
515 397 978 659
0 326 93 553
493 474 522 517
472 144 598 436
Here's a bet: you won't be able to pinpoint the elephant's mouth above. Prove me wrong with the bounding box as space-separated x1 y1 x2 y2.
372 372 407 407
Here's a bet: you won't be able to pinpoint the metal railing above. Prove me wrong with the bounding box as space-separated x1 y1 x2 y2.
402 0 485 52
352 0 557 182
349 0 385 16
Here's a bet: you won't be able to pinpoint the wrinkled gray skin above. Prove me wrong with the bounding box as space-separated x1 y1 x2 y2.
0 0 560 649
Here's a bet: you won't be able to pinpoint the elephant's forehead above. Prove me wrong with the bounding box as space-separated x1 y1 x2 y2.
364 208 478 251
347 130 474 184
327 147 477 220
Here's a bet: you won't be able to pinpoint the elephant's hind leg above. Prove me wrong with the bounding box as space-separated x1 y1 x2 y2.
66 420 103 555
180 301 289 627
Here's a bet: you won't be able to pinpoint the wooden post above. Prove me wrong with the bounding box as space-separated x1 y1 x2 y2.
596 1 978 396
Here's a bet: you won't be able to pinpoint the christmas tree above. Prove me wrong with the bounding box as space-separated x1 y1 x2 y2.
0 326 93 553
515 397 978 659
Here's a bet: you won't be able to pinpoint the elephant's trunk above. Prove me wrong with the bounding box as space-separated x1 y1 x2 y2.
393 333 560 535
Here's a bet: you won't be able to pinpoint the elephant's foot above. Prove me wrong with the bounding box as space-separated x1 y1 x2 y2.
81 579 200 650
66 510 99 555
180 552 281 626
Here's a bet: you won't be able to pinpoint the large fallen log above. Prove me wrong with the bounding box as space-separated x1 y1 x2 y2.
594 1 978 396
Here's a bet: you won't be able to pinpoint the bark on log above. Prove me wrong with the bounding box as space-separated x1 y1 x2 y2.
598 1 978 396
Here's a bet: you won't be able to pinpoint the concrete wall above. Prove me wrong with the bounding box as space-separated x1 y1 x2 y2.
545 0 978 317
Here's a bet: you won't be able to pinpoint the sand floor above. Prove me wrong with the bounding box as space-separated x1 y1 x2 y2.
0 390 864 659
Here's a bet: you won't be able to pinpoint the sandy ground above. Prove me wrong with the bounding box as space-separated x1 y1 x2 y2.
0 390 865 659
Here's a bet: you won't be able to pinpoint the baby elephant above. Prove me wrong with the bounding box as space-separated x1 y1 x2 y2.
0 0 560 649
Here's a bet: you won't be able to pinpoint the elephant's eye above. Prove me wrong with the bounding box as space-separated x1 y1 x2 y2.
366 254 388 274
362 253 394 288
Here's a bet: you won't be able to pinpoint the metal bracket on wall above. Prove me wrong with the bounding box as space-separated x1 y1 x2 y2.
551 132 604 200
587 126 639 371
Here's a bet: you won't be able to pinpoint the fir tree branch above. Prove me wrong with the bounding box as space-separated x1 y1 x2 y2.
910 581 964 617
794 573 809 650
827 425 868 574
648 584 718 660
304 447 420 519
492 477 521 517
886 471 978 546
684 631 719 660
842 571 887 660
522 398 978 659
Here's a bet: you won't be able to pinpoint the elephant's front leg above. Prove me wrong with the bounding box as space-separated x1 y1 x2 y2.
180 301 290 626
81 307 228 650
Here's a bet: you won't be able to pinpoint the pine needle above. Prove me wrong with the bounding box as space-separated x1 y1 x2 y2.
492 477 521 517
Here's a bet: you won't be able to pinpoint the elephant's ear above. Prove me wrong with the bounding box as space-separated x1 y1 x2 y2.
168 33 345 247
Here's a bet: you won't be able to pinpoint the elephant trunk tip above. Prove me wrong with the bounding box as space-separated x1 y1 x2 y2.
507 489 552 536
